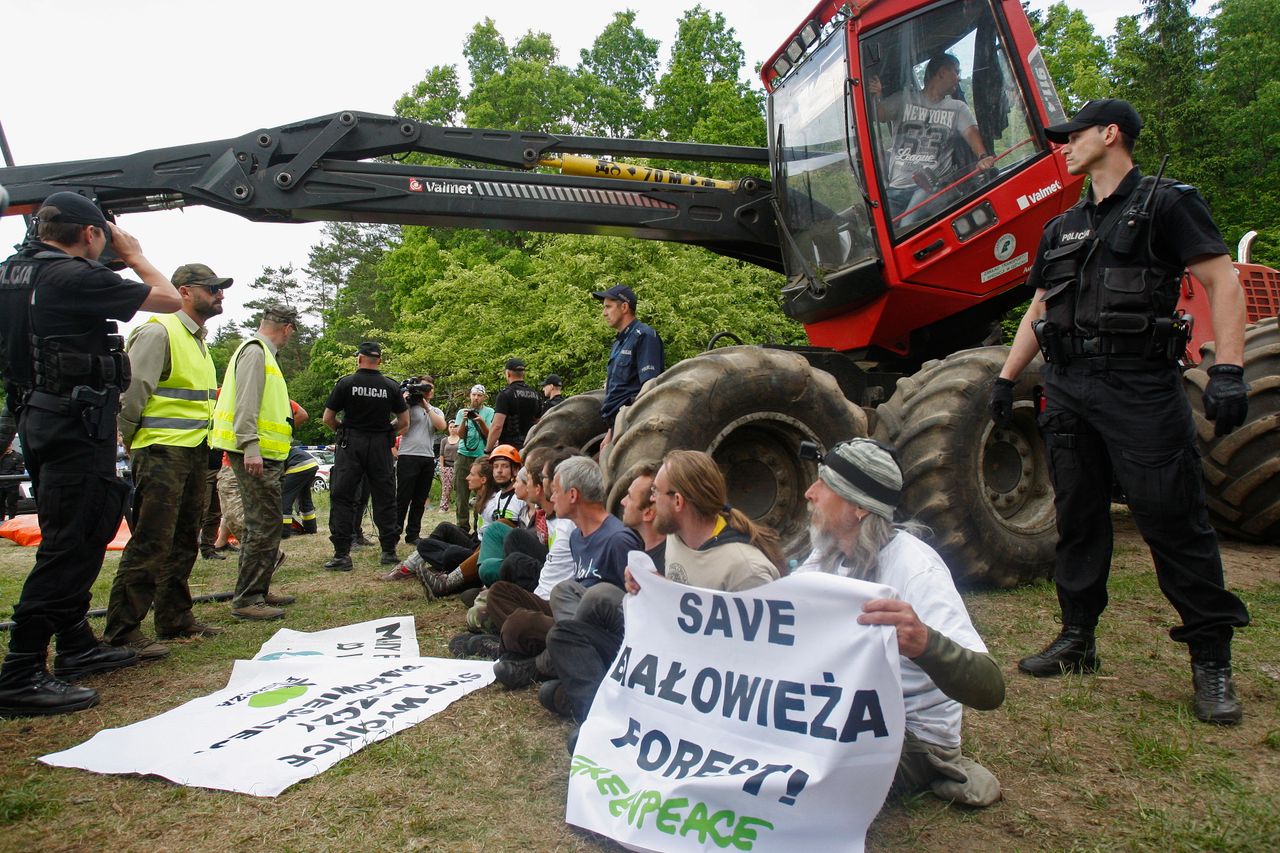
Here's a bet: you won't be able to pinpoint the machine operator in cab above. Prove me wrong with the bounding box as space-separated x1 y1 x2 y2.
991 99 1251 725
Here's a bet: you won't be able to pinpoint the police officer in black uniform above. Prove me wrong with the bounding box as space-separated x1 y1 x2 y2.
991 100 1251 725
322 341 409 570
486 357 543 453
0 192 181 717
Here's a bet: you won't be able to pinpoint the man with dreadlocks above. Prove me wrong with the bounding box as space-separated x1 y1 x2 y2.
794 437 1005 808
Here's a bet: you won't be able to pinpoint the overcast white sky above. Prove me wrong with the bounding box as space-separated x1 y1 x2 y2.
1 0 1192 335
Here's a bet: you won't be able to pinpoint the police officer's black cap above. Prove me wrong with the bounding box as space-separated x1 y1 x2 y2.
591 284 637 309
1045 99 1143 144
357 340 383 358
37 192 108 228
542 373 563 387
505 357 526 372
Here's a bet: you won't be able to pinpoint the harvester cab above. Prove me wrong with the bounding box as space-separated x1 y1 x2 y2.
765 0 1084 362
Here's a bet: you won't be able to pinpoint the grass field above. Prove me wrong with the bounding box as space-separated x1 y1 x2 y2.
0 496 1276 852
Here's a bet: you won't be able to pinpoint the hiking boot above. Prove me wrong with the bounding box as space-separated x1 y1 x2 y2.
380 550 400 566
265 592 297 607
231 603 286 621
417 567 465 600
101 633 169 664
201 548 226 561
0 653 100 718
158 622 225 641
215 542 239 553
324 555 354 572
494 655 540 689
379 564 414 582
354 534 374 548
1017 627 1099 677
446 633 504 660
1192 661 1243 725
539 679 572 717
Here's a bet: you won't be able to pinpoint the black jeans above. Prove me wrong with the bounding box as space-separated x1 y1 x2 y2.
329 429 397 554
395 454 436 542
1040 362 1249 661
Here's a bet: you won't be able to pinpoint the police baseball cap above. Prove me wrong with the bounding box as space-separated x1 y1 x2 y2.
358 341 383 358
1045 99 1143 144
37 192 108 227
505 357 526 372
262 304 299 324
542 373 563 387
591 284 637 309
172 263 233 288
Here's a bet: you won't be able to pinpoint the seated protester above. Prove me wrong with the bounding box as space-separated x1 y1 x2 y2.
544 451 780 720
388 459 495 582
793 438 1004 808
491 456 641 687
452 447 578 658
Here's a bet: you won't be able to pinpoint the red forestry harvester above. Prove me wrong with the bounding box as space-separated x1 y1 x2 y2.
3 0 1277 584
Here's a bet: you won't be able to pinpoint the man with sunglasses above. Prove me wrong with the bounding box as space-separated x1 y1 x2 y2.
0 192 181 717
105 264 230 660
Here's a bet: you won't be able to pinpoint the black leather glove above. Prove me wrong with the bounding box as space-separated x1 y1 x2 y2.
989 377 1015 429
1203 364 1248 437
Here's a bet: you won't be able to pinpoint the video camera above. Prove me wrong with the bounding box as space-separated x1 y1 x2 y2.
400 377 434 404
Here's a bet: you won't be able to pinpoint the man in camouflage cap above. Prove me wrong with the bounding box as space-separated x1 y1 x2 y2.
104 264 231 658
210 303 299 620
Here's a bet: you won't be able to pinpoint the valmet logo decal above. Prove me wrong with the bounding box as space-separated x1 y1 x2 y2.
1016 180 1062 211
409 178 474 194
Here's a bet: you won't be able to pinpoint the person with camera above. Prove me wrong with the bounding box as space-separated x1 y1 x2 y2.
452 384 494 534
0 192 180 717
396 374 447 545
322 341 409 571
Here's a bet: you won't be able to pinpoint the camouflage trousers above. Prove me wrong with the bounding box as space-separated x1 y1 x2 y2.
216 466 245 542
104 443 210 641
227 454 284 609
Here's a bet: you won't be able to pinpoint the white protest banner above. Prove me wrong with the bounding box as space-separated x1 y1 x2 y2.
566 565 905 853
43 656 494 797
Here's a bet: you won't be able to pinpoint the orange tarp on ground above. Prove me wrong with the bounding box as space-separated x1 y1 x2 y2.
0 515 132 549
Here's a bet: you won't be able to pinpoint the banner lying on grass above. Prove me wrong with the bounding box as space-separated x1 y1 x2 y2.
566 560 905 853
43 623 494 797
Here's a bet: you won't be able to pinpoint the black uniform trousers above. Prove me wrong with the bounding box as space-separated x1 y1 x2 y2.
329 428 397 554
395 453 436 543
9 401 129 653
1039 360 1250 662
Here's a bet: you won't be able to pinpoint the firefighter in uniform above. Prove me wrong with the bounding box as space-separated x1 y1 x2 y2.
322 341 409 571
0 192 181 717
104 264 229 657
992 100 1251 725
211 304 299 621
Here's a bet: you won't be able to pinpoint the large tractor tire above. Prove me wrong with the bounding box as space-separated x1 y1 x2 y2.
523 389 608 458
873 347 1055 587
604 346 866 555
1184 317 1280 543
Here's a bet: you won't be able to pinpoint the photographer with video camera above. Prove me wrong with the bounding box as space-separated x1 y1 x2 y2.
395 374 446 545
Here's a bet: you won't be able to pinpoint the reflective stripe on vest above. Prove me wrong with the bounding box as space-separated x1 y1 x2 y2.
211 338 292 460
132 313 218 449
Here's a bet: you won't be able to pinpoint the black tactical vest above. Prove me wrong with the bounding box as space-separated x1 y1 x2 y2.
1038 178 1190 339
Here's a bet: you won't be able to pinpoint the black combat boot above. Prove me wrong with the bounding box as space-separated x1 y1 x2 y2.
1017 627 1099 677
1191 661 1243 725
0 652 100 717
51 619 140 681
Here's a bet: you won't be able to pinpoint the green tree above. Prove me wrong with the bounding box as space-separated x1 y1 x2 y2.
1028 1 1111 113
576 10 660 138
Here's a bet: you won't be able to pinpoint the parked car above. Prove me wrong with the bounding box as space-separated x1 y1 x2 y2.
305 447 335 492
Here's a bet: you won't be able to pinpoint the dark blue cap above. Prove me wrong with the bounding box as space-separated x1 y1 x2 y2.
591 284 637 309
38 192 107 227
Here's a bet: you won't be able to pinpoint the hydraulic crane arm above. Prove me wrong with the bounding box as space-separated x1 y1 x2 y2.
0 111 782 270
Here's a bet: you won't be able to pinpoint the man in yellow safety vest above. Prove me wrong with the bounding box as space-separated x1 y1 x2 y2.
106 264 229 655
211 303 298 621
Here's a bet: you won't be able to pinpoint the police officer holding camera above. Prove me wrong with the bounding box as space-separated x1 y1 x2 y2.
0 192 180 717
322 341 409 570
396 374 446 544
992 100 1250 725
